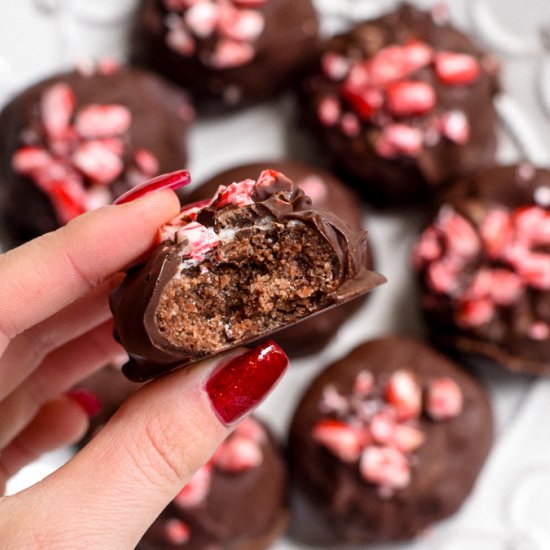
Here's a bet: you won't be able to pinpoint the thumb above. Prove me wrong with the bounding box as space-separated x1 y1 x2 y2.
5 342 288 549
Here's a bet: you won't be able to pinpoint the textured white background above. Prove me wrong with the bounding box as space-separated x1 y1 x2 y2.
2 1 550 548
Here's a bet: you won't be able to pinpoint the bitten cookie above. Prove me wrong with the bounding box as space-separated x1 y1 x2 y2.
111 169 385 381
187 160 371 357
132 0 319 111
299 4 499 206
0 63 192 246
288 336 493 544
413 163 550 374
137 417 287 550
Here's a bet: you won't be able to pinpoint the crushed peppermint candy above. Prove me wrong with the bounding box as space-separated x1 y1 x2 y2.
312 368 463 497
163 0 268 68
174 417 265 515
413 204 550 333
317 36 483 158
12 79 160 225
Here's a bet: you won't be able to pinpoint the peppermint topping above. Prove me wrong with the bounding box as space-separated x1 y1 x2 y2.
163 0 268 68
12 81 160 224
413 203 550 334
174 417 265 512
318 37 482 158
312 368 462 497
165 519 191 544
158 170 289 266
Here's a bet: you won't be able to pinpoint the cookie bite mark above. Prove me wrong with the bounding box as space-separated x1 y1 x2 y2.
111 169 384 381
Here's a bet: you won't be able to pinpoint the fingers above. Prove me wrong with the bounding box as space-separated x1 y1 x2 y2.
0 189 180 354
8 343 288 548
0 275 122 400
0 321 122 449
0 397 89 494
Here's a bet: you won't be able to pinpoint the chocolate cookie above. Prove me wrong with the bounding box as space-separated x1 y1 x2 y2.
137 417 287 550
299 4 499 206
413 163 550 374
0 63 192 247
112 169 385 381
187 160 371 356
132 0 319 111
288 336 493 544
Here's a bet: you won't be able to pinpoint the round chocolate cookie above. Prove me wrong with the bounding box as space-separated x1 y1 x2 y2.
288 336 493 544
132 0 319 111
413 163 550 375
299 4 499 206
0 63 192 247
137 416 288 550
187 160 371 356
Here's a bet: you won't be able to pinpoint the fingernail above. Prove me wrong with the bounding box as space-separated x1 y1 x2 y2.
114 169 191 205
66 389 102 418
206 341 288 425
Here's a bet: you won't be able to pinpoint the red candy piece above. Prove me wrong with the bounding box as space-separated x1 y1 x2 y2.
439 110 471 144
317 96 341 127
12 146 53 174
174 464 212 508
435 52 480 85
393 424 425 453
212 436 263 472
184 1 219 38
218 6 265 42
72 141 124 185
75 104 132 138
165 519 191 545
375 124 423 158
489 269 524 306
386 81 436 117
366 42 432 86
456 297 494 328
40 83 75 140
426 378 463 420
322 52 351 81
370 411 396 445
209 38 254 68
134 148 160 176
49 180 87 224
234 416 266 444
385 370 422 421
353 371 374 397
343 86 384 119
480 208 513 258
215 179 256 208
312 419 363 463
360 445 411 491
176 221 220 260
437 208 481 260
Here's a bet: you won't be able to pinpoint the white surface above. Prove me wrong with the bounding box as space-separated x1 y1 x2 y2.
2 0 550 548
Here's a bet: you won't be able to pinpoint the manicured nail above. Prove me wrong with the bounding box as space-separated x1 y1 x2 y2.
206 341 288 425
66 389 102 418
114 169 191 205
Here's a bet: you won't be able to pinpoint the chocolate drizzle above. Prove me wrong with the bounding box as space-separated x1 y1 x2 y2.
111 171 385 381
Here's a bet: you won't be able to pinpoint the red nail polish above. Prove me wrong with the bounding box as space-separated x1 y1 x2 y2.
206 342 288 425
66 389 102 418
114 169 191 205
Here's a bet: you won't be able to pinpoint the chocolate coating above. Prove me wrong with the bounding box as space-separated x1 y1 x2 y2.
111 171 385 381
187 160 371 356
414 164 550 374
132 0 319 112
288 336 493 544
0 66 192 247
299 4 499 206
137 418 287 550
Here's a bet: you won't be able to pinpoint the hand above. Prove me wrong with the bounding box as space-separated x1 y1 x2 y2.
0 185 288 548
